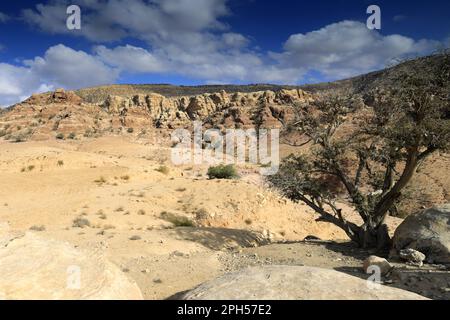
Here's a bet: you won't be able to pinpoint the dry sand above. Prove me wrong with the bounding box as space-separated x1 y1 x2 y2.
2 136 447 300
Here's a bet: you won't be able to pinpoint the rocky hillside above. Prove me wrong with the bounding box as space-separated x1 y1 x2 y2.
0 53 448 218
0 88 313 141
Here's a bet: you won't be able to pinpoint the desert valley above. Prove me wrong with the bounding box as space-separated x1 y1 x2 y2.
0 55 449 300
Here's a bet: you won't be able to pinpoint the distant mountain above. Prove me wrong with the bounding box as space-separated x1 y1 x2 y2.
74 53 449 104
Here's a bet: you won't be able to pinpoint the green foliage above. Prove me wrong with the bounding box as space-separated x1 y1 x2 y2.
207 164 239 180
269 52 450 248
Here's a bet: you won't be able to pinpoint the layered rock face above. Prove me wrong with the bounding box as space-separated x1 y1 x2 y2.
101 88 313 129
0 88 314 141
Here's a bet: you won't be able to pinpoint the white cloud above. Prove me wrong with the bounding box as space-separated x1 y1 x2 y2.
94 45 167 73
23 44 119 89
22 0 229 42
0 44 118 106
0 12 9 23
272 20 441 79
0 63 43 106
3 2 446 107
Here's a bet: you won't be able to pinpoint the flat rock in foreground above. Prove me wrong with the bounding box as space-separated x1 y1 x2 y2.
0 225 143 300
181 265 427 300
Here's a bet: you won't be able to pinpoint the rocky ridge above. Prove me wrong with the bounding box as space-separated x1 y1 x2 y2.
0 88 313 141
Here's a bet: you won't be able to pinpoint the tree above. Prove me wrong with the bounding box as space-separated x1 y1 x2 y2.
269 52 450 249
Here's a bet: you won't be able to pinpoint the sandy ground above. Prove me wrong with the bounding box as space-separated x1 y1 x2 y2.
0 136 447 300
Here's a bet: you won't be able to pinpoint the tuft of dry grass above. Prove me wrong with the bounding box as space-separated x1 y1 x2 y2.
94 176 107 184
73 217 91 228
155 165 170 175
30 225 46 232
160 211 195 227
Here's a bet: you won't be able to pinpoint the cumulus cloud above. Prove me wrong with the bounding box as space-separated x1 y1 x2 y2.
0 12 9 23
0 44 118 106
94 45 167 73
2 1 445 106
272 20 441 79
22 0 229 42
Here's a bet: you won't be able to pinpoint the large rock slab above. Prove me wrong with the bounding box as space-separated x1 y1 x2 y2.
181 265 427 300
393 204 450 264
0 225 143 300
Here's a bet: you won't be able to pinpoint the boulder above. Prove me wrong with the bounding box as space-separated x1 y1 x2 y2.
393 204 450 264
363 256 393 275
0 225 143 300
181 265 427 300
399 249 426 267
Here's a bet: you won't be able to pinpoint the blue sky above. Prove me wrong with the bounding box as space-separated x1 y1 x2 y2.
0 0 449 106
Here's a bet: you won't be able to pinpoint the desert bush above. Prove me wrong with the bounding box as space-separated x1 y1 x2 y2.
57 160 64 166
127 127 134 133
155 165 170 175
29 225 46 232
73 217 91 228
84 129 93 137
13 134 26 143
56 133 65 140
207 164 238 180
160 211 195 227
94 176 107 184
68 132 76 139
195 208 209 220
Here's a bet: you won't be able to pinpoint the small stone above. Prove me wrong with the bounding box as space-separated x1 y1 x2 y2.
172 251 184 257
399 249 426 267
363 256 393 276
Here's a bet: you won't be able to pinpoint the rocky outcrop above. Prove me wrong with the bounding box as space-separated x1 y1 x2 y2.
101 88 313 129
0 224 143 300
0 88 313 141
393 204 450 264
180 265 427 300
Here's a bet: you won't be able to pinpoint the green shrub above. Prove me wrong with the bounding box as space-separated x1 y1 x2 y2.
207 164 238 180
56 133 65 140
127 128 134 133
68 132 76 139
